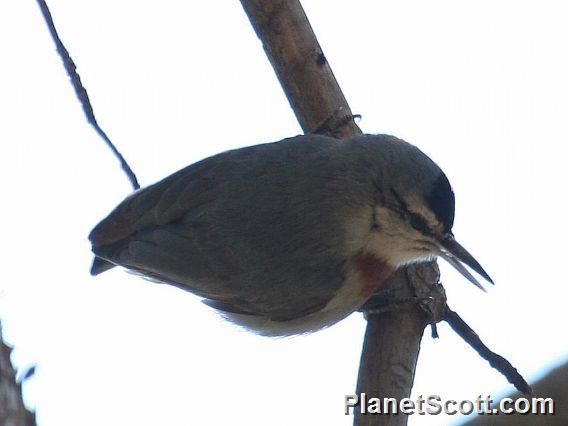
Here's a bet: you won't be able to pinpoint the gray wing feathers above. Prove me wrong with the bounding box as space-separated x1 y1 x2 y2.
90 135 371 320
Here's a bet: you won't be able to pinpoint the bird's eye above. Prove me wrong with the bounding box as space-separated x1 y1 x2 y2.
409 214 428 233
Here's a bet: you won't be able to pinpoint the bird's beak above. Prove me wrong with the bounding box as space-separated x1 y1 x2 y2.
437 234 494 292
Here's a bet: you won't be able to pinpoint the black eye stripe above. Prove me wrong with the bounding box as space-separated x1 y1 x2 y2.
390 189 433 235
410 213 429 232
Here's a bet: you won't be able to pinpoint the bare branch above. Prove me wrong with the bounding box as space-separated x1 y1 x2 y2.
239 2 442 426
35 0 140 191
239 0 361 138
444 307 532 396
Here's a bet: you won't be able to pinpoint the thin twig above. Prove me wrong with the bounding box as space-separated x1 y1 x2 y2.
35 0 140 191
444 307 532 396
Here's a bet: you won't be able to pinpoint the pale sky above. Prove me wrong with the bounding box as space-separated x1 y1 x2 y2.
1 1 567 425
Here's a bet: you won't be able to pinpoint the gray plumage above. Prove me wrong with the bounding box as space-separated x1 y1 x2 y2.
90 133 490 336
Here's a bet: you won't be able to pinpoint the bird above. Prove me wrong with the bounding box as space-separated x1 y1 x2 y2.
89 133 493 336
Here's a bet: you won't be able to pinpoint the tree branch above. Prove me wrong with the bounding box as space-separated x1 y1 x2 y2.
239 0 361 139
444 307 532 395
356 262 446 425
35 0 140 191
238 2 444 425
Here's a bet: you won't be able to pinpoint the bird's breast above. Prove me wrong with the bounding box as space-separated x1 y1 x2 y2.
352 252 394 298
320 252 393 319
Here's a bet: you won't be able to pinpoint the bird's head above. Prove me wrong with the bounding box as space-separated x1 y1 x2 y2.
357 135 493 291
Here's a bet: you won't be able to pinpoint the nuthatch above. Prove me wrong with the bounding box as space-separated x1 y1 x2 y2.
89 134 493 336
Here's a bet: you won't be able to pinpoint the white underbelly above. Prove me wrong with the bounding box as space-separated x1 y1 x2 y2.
218 267 370 337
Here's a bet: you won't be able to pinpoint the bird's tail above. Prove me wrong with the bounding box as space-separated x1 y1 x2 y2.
90 257 116 275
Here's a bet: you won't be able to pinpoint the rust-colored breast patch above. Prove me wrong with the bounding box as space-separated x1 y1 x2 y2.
353 253 394 298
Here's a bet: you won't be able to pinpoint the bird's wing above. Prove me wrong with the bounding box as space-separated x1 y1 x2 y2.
89 135 363 321
89 157 225 248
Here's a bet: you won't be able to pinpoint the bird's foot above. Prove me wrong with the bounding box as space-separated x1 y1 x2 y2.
311 107 361 137
358 262 447 338
359 293 433 317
